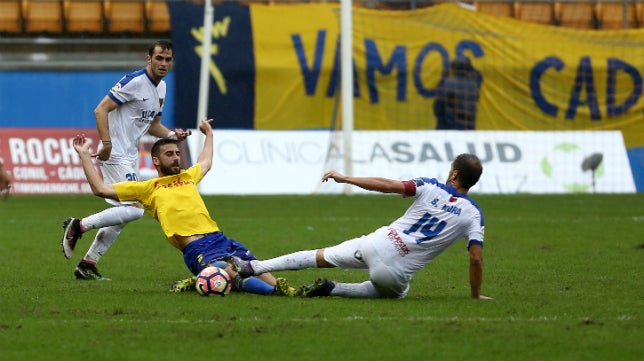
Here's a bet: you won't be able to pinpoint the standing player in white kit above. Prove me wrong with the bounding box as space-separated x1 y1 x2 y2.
60 40 191 280
233 153 493 300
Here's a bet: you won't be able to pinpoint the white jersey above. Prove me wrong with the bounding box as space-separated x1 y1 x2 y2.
105 68 166 164
386 177 485 274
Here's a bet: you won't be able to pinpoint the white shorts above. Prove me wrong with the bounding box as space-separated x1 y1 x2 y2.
99 161 140 206
323 226 412 298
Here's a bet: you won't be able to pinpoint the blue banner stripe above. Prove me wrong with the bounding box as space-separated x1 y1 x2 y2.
168 2 255 129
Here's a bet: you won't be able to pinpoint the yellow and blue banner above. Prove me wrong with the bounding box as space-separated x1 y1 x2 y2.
168 2 644 189
168 2 255 129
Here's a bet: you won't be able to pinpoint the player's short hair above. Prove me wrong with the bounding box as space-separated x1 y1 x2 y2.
149 39 173 56
453 153 482 189
151 138 180 158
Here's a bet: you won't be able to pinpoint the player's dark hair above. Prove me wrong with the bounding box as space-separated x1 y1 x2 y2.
453 153 482 190
151 138 180 158
149 39 173 56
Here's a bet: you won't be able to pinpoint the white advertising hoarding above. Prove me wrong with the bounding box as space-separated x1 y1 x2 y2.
187 130 635 195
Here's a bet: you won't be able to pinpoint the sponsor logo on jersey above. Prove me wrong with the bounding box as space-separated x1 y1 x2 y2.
387 228 410 257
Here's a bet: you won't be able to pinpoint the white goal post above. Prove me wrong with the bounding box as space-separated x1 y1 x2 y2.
340 0 354 194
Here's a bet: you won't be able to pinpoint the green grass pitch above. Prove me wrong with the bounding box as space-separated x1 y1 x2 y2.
0 193 642 361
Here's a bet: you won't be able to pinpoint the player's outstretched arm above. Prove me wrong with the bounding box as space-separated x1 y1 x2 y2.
73 135 119 201
322 170 405 194
196 119 214 176
468 244 492 300
93 96 118 161
148 116 192 141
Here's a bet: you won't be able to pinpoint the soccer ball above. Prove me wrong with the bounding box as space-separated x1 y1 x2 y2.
195 266 232 297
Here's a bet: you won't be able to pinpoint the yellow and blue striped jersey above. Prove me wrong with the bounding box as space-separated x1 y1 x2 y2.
113 164 219 249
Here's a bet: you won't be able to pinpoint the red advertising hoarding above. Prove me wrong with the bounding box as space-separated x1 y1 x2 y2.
0 129 191 195
0 129 100 194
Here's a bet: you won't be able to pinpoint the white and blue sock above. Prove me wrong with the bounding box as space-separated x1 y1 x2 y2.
81 206 144 231
251 250 318 274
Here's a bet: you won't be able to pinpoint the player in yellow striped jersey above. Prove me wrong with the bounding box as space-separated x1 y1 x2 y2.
68 118 294 296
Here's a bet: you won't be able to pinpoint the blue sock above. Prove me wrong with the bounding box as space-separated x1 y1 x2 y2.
234 276 275 295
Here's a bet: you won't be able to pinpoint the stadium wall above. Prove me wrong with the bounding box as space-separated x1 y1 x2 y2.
1 2 643 193
0 128 635 194
0 71 175 129
166 2 644 190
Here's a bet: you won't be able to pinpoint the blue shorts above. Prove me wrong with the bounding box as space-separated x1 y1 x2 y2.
182 232 257 275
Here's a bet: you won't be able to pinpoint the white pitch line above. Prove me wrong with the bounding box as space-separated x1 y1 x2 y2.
46 315 638 324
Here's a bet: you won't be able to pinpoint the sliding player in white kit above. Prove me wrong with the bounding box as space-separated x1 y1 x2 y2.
60 40 191 280
233 153 493 299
